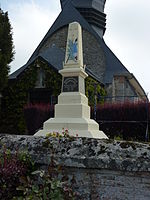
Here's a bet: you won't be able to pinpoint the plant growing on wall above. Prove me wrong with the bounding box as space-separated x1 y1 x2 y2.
0 63 37 134
0 145 79 200
0 147 34 199
0 58 61 134
85 76 106 106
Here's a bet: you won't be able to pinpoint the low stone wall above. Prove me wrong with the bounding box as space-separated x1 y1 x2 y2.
1 134 150 200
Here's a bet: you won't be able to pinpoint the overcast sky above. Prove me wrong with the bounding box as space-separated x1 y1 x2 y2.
1 0 150 98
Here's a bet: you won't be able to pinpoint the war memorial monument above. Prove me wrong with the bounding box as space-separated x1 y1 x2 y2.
35 22 108 139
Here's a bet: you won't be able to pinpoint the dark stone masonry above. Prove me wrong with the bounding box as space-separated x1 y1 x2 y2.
1 134 150 200
40 27 106 83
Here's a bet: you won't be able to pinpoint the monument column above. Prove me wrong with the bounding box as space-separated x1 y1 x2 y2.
60 21 87 94
35 22 108 139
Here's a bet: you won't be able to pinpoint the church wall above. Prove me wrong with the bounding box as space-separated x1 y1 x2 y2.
124 78 137 101
104 83 112 101
1 134 150 200
105 75 138 102
112 75 137 102
39 26 106 83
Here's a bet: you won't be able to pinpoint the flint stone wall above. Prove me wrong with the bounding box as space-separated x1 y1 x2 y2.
1 134 150 200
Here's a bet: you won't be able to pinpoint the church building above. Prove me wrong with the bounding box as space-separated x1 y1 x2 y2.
9 0 147 103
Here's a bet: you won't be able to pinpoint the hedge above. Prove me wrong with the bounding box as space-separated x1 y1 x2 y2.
23 101 150 141
95 101 150 141
24 103 54 135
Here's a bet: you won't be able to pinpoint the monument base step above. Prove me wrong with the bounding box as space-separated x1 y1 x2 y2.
34 117 108 139
35 129 108 139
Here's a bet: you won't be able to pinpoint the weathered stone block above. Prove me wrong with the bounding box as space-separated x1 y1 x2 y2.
0 134 150 199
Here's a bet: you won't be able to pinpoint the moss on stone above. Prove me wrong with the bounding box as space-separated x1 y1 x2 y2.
120 142 137 150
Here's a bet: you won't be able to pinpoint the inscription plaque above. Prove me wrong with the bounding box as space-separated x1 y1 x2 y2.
63 77 78 92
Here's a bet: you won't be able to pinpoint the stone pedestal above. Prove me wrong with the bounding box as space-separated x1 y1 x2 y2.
35 92 107 139
35 22 108 139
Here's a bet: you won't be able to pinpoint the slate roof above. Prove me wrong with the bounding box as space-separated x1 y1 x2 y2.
10 0 148 101
9 46 65 79
101 40 130 83
9 44 102 84
9 1 131 85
